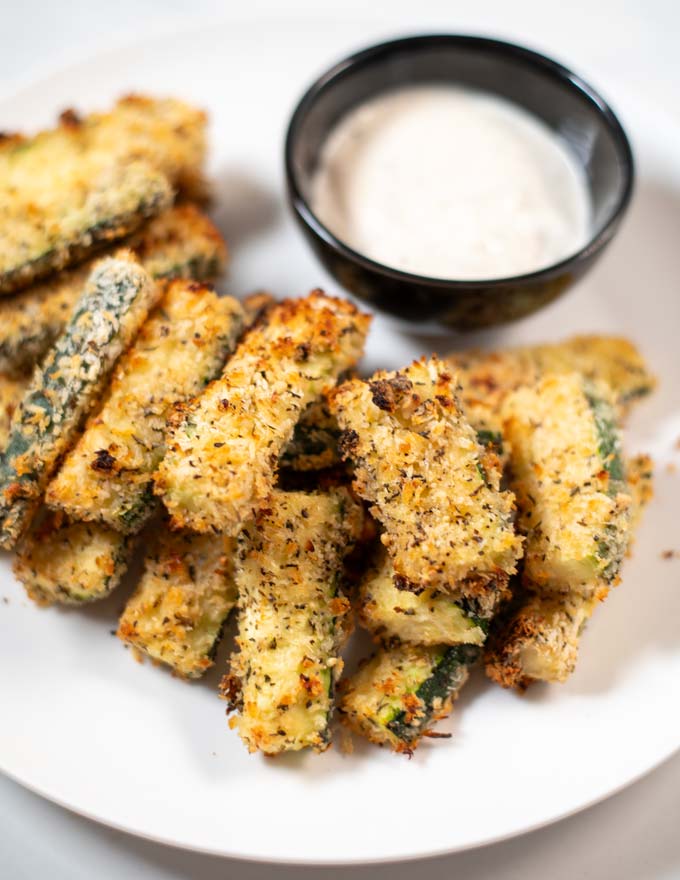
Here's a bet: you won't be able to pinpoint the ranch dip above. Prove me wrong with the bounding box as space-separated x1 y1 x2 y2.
310 85 592 280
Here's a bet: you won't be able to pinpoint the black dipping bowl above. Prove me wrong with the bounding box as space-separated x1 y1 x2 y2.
285 35 634 330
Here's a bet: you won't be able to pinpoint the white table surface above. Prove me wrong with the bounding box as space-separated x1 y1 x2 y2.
1 1 679 876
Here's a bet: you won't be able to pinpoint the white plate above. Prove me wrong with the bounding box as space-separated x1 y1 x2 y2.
1 18 679 866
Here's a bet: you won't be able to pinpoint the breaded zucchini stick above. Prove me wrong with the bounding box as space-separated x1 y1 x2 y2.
45 281 244 533
155 291 370 535
117 530 237 678
221 488 363 754
0 253 159 548
449 335 655 425
0 371 29 449
330 357 522 597
13 511 133 605
339 643 480 753
0 203 228 376
484 592 596 689
503 373 632 598
0 94 207 294
485 453 653 689
358 547 495 647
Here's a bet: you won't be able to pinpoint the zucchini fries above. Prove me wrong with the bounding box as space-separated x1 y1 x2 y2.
0 203 227 376
358 547 494 647
117 530 237 678
46 281 244 533
222 488 363 754
339 643 479 753
485 452 653 689
331 357 522 597
0 95 207 294
449 334 655 425
503 373 632 598
14 511 132 605
155 291 370 535
0 253 159 548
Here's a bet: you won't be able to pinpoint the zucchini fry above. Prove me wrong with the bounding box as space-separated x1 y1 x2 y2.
484 592 596 689
13 510 133 605
155 290 370 535
117 530 237 678
0 371 29 449
449 334 655 425
330 357 522 597
45 281 244 533
0 203 227 376
339 643 480 753
0 253 158 548
503 373 632 598
0 94 207 294
358 547 495 647
485 453 653 689
221 488 363 754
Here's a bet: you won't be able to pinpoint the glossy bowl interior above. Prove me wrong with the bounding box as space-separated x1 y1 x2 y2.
285 35 634 330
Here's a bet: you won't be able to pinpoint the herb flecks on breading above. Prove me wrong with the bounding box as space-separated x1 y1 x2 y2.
0 94 207 293
222 488 363 754
0 253 159 548
45 281 244 533
330 357 522 598
118 530 237 678
0 203 227 376
14 510 133 605
503 372 632 598
155 290 370 535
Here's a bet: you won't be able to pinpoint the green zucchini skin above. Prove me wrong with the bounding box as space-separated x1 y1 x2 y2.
0 254 158 548
0 203 227 376
387 645 480 745
503 373 632 598
340 642 480 752
0 160 172 295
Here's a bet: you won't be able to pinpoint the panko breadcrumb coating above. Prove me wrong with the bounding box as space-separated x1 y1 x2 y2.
155 290 370 535
330 356 523 598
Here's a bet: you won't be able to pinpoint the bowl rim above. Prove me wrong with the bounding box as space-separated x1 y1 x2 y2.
284 32 635 291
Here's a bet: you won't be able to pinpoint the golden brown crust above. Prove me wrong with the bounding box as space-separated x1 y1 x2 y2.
155 290 370 535
330 356 522 597
0 94 208 293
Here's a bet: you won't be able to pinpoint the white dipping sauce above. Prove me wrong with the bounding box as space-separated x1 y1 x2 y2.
310 86 592 280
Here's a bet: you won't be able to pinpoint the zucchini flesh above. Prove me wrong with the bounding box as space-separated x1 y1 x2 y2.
0 253 159 548
340 643 480 752
0 95 208 293
503 373 632 597
221 488 363 754
117 530 237 678
155 290 370 535
358 547 495 647
13 510 132 605
0 203 228 375
45 281 244 533
331 356 522 598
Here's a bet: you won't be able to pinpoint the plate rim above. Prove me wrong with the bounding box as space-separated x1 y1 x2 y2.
0 19 678 865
